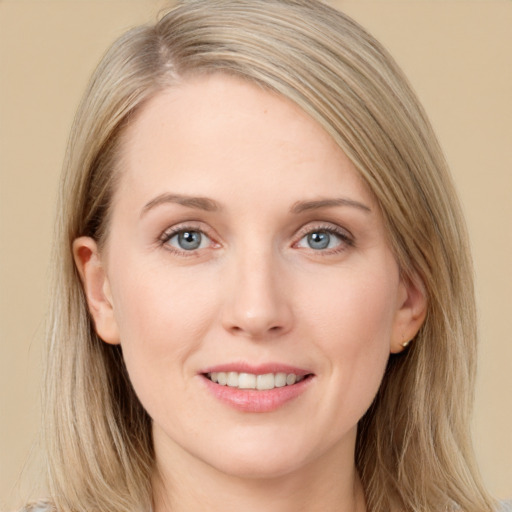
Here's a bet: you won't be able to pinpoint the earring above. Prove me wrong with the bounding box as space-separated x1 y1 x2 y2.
402 339 412 348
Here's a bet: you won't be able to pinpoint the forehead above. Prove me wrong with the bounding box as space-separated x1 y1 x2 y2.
114 73 375 210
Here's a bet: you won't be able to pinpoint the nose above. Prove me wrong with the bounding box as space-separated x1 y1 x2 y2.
221 247 294 339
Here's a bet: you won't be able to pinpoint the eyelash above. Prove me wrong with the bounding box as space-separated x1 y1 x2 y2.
158 222 354 256
294 223 355 255
159 223 217 256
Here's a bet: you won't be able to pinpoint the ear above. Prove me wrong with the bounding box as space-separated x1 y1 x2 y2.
390 272 427 354
73 236 120 345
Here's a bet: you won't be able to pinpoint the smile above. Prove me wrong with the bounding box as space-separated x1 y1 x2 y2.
207 371 306 390
201 365 314 412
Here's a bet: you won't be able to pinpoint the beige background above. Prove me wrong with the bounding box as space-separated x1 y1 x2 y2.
1 0 511 509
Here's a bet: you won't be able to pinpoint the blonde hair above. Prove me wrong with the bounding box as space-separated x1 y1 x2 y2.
41 1 494 511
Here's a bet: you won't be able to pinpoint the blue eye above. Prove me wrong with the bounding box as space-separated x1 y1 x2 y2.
166 230 210 251
296 228 349 251
307 231 332 250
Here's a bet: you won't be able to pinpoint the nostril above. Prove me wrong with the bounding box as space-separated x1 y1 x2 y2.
227 322 286 338
221 293 294 338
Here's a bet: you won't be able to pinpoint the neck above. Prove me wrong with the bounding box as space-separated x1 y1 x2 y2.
152 432 366 512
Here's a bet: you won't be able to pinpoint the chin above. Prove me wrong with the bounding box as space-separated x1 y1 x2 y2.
208 451 310 481
197 431 327 481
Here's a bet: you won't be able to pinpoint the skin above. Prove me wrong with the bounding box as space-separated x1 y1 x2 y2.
74 74 426 512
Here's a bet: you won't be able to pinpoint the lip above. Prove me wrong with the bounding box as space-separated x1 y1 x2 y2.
201 362 311 376
199 362 315 413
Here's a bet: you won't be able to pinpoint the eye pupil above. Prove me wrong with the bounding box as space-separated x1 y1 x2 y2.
178 231 202 250
307 231 330 250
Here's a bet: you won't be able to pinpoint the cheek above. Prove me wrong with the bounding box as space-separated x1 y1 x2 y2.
107 264 224 429
107 260 219 386
302 267 398 410
112 258 215 333
305 266 399 348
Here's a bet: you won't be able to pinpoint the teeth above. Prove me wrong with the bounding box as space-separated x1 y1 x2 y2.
238 372 256 389
227 372 239 387
207 371 306 390
256 373 274 390
274 372 287 388
286 373 296 385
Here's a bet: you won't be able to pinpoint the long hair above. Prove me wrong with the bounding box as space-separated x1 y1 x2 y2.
41 1 494 510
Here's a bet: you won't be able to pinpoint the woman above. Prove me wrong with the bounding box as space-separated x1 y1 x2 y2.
29 0 503 511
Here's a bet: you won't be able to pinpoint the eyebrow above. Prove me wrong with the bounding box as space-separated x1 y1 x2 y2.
141 193 221 216
290 197 372 214
141 193 371 217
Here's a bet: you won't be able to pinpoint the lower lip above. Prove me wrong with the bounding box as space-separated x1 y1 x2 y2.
201 375 313 413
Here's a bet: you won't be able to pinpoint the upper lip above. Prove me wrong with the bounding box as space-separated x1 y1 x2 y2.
200 362 313 376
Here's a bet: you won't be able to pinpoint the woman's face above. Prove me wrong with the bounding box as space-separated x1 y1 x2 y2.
75 74 425 480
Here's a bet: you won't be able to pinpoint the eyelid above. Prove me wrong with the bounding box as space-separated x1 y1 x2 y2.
159 222 220 254
295 221 353 240
293 222 355 252
157 220 354 256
